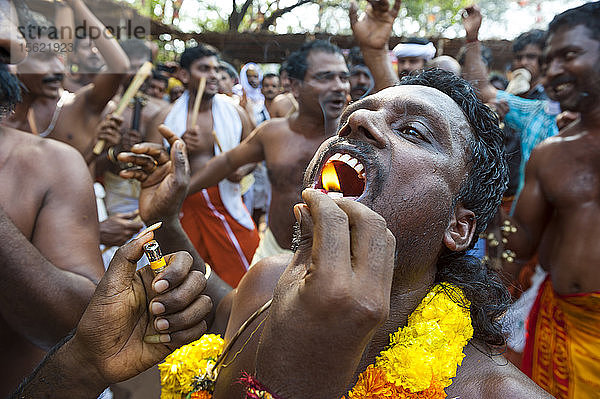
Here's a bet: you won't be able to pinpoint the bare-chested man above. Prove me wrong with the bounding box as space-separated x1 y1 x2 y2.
188 40 350 264
157 44 258 287
4 0 129 166
0 3 104 394
268 62 298 118
261 72 280 117
500 3 600 396
120 2 548 397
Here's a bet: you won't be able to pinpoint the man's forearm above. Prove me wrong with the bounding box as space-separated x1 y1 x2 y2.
188 153 236 195
462 41 497 103
0 209 97 349
11 333 107 399
361 48 399 92
70 0 129 73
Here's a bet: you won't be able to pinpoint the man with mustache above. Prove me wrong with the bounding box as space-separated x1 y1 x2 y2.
156 44 258 288
140 1 548 397
186 40 350 267
261 72 280 117
500 3 600 397
0 1 105 394
4 0 129 167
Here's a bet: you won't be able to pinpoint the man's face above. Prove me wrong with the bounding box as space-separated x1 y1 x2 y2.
73 38 105 73
169 85 184 102
261 76 280 100
17 37 65 99
349 65 372 101
293 51 350 120
147 78 167 99
544 24 600 113
218 70 234 94
513 43 542 82
304 85 472 265
279 69 291 93
187 55 219 99
397 56 425 77
246 67 260 88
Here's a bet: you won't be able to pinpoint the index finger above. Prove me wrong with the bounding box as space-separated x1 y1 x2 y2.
158 124 180 147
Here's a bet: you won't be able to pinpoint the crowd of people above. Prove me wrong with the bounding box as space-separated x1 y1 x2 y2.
2 0 600 397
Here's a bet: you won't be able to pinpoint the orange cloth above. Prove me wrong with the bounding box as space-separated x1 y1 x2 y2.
181 186 259 287
522 277 600 398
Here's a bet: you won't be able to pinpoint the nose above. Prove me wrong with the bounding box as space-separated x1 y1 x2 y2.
50 56 65 75
338 108 386 149
545 58 563 79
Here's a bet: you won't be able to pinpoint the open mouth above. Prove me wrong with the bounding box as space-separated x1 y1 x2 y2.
313 152 366 200
553 82 575 97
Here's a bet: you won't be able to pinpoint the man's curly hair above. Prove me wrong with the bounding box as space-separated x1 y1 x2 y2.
400 69 510 348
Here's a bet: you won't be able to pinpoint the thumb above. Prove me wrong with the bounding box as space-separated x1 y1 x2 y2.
172 139 190 189
292 203 313 261
97 231 155 295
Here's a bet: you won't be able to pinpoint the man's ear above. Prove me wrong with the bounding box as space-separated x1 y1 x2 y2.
179 68 190 85
290 78 301 99
443 205 476 252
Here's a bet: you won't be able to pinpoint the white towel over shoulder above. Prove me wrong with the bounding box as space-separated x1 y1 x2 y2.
164 91 255 230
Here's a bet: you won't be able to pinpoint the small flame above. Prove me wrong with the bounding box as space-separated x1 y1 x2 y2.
322 162 341 192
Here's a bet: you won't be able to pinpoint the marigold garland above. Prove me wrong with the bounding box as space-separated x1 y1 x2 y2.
159 283 472 399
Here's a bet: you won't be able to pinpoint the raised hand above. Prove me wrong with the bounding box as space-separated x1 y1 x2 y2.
69 231 210 385
118 125 190 224
96 114 123 149
349 0 401 50
99 211 143 247
255 189 396 398
462 5 482 41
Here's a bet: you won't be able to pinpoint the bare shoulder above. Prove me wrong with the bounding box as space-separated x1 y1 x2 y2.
4 128 86 174
223 254 292 341
254 117 293 138
448 344 551 398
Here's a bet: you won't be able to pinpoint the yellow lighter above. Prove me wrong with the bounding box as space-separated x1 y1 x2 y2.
143 239 167 275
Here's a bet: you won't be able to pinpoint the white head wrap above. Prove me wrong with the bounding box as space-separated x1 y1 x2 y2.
232 62 264 103
392 41 436 61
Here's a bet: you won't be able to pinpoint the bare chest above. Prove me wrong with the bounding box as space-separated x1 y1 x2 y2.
541 146 600 207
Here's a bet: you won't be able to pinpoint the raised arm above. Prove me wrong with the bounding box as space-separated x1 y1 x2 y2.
118 126 232 321
0 143 103 349
461 5 497 103
349 0 401 91
188 125 265 195
66 0 129 113
502 146 552 285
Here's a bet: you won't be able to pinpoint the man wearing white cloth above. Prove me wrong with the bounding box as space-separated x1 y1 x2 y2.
162 44 258 288
392 37 436 77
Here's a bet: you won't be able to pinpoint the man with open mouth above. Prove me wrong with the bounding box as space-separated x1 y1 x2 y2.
113 1 551 397
186 39 350 267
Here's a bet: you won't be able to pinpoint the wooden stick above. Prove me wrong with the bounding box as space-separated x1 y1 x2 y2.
189 76 206 128
92 61 153 155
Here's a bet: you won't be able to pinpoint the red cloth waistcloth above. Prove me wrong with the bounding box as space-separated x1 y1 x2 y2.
181 186 259 287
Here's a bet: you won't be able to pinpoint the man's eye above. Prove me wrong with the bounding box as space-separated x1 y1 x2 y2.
565 51 578 60
400 127 420 137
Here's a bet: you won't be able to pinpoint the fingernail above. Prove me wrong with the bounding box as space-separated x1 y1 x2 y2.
153 279 169 293
293 204 302 224
155 318 169 331
134 221 162 239
143 334 171 344
151 301 165 315
132 144 141 150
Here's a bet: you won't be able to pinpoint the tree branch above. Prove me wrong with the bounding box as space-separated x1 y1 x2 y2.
260 0 314 31
229 0 253 31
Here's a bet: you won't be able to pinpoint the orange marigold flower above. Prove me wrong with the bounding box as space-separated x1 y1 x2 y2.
348 365 396 398
190 390 212 399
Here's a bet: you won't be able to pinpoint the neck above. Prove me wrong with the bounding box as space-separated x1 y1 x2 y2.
580 106 600 130
9 91 36 124
358 265 437 370
293 109 339 137
188 91 212 111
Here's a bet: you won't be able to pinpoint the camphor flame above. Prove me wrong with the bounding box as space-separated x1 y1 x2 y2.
322 162 341 192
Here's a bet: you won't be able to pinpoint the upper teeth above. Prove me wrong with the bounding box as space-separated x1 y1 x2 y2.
329 152 365 176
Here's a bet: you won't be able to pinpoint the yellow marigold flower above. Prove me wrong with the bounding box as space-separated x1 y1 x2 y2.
159 334 224 397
